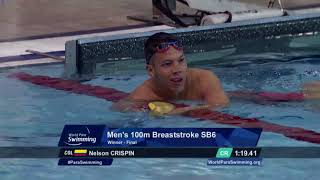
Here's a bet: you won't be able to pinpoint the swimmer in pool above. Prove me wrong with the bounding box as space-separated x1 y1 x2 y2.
112 32 229 114
112 32 320 115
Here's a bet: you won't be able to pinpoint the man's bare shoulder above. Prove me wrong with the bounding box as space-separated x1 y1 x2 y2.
188 68 218 80
188 68 228 106
127 80 158 101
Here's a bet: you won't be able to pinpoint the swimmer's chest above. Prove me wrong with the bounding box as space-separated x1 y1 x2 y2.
148 87 203 101
180 87 203 100
180 71 205 100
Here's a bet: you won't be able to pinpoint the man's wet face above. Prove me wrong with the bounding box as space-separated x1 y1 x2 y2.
148 46 187 93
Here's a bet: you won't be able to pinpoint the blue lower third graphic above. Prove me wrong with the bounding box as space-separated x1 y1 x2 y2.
58 158 113 166
207 158 262 166
58 126 262 147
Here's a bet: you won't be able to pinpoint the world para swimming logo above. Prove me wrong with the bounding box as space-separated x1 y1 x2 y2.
58 125 105 147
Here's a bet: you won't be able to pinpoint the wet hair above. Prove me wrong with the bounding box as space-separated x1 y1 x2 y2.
144 32 179 64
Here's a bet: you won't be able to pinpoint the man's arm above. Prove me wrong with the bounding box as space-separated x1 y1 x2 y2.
110 98 148 112
303 81 320 100
201 70 229 107
111 83 155 112
166 104 210 115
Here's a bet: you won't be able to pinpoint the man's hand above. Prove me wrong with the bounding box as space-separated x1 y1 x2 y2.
167 105 210 115
149 102 210 115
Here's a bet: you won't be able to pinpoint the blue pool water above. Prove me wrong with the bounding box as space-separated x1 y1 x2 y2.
0 50 320 179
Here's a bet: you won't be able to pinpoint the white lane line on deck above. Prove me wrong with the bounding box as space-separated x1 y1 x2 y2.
0 57 64 68
0 25 174 57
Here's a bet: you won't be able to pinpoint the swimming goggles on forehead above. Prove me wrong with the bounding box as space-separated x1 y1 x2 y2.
154 40 183 53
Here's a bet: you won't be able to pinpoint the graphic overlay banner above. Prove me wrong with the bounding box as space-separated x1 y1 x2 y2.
58 126 262 147
57 125 262 166
59 147 262 158
101 128 261 147
1 147 319 158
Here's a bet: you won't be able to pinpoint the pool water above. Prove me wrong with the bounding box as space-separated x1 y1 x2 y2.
0 50 320 179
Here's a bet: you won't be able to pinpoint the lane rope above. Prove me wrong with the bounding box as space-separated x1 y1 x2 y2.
9 72 320 144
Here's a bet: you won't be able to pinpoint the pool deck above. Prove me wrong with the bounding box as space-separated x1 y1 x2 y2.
0 0 278 42
0 0 180 42
0 0 178 67
0 0 318 68
1 0 318 42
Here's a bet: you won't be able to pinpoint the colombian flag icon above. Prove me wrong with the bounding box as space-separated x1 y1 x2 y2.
73 149 88 156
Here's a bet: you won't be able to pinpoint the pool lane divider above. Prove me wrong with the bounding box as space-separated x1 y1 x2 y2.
8 72 320 144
